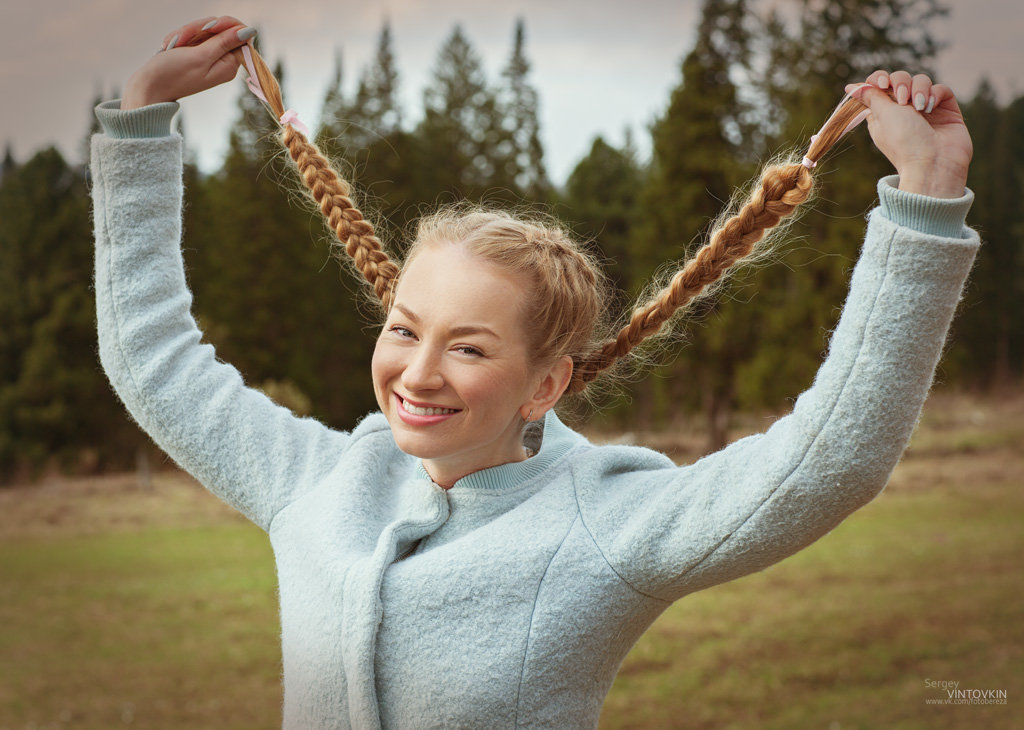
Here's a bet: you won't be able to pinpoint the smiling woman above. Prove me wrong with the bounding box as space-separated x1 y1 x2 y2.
89 14 979 730
372 242 554 487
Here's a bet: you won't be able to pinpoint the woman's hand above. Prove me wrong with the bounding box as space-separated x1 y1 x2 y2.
846 70 972 199
121 16 255 110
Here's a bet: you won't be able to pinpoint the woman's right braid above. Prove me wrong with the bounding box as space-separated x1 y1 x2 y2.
229 40 401 310
568 163 813 393
282 128 400 308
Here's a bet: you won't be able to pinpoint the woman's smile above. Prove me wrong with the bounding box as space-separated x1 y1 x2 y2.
394 393 462 424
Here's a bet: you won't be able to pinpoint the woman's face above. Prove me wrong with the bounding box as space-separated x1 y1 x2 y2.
371 243 548 487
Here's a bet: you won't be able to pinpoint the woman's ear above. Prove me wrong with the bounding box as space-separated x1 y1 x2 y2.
520 355 574 421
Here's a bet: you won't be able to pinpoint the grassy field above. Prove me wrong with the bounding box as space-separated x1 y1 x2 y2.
0 390 1021 729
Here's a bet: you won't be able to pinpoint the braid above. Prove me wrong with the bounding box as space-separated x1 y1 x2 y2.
281 128 400 308
225 40 400 309
568 94 871 395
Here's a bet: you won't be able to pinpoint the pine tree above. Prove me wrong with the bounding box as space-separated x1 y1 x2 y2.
315 49 351 165
499 19 551 200
563 135 643 295
0 148 140 479
314 24 425 240
739 0 951 413
630 0 755 445
0 143 15 184
418 25 508 199
948 84 1024 386
318 23 402 159
352 22 402 142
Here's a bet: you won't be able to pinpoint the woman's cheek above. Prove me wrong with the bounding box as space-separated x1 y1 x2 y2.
370 342 392 405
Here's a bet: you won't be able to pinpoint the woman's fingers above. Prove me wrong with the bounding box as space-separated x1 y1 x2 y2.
910 73 933 112
887 70 914 105
856 70 949 115
846 70 971 197
929 83 960 116
200 25 260 86
159 16 246 52
160 17 214 52
867 69 891 90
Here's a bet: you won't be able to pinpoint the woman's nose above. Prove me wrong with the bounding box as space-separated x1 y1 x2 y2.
400 346 444 391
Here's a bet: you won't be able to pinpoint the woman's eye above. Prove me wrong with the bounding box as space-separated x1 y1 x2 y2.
455 345 483 357
389 325 415 339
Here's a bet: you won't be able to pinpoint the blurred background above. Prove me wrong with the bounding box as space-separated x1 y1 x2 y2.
1 0 1020 728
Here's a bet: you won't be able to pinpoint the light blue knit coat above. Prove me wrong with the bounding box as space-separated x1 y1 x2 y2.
91 101 978 729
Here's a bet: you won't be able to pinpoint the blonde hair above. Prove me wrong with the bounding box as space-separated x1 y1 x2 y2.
231 40 871 397
409 208 613 376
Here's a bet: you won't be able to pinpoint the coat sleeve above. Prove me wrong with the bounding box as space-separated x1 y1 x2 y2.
573 182 980 603
91 131 350 531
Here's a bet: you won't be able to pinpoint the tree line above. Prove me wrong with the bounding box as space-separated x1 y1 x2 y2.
1 0 1020 481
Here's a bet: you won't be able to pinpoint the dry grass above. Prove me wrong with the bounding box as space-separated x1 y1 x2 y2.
0 389 1021 729
0 470 247 539
599 389 1024 730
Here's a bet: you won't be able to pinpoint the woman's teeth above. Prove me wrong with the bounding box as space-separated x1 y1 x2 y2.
401 400 458 416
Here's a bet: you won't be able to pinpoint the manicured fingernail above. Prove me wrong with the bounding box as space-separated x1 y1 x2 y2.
925 96 936 114
896 85 909 105
914 93 926 111
165 34 179 51
201 19 218 31
879 76 889 90
237 27 257 42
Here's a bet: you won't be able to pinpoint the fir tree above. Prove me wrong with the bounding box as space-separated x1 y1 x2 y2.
188 58 381 431
315 49 351 164
741 0 951 413
418 25 507 199
0 143 16 183
500 19 551 200
631 0 755 445
0 148 139 478
563 134 643 295
353 22 402 141
949 84 1024 386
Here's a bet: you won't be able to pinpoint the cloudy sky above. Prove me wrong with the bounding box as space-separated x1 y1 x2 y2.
2 0 1020 184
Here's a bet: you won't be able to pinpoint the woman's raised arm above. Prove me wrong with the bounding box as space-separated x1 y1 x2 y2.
93 19 351 530
571 72 979 602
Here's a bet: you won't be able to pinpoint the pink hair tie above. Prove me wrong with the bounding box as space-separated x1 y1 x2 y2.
279 109 310 136
802 135 819 169
240 44 310 136
240 44 268 104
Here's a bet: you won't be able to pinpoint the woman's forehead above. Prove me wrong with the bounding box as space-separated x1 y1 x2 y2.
392 244 531 332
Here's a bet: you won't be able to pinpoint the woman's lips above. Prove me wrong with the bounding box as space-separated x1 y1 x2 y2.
394 393 461 425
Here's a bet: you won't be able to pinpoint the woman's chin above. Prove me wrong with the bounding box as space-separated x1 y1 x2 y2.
389 426 451 460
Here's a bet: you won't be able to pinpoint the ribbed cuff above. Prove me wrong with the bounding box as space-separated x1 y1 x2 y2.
95 99 180 139
877 175 974 239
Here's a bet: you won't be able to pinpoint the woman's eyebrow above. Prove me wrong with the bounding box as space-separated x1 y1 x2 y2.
393 303 499 339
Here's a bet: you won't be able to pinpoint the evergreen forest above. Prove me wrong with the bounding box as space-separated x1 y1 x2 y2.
2 0 1021 481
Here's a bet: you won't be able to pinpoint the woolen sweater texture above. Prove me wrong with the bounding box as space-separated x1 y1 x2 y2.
91 101 978 729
